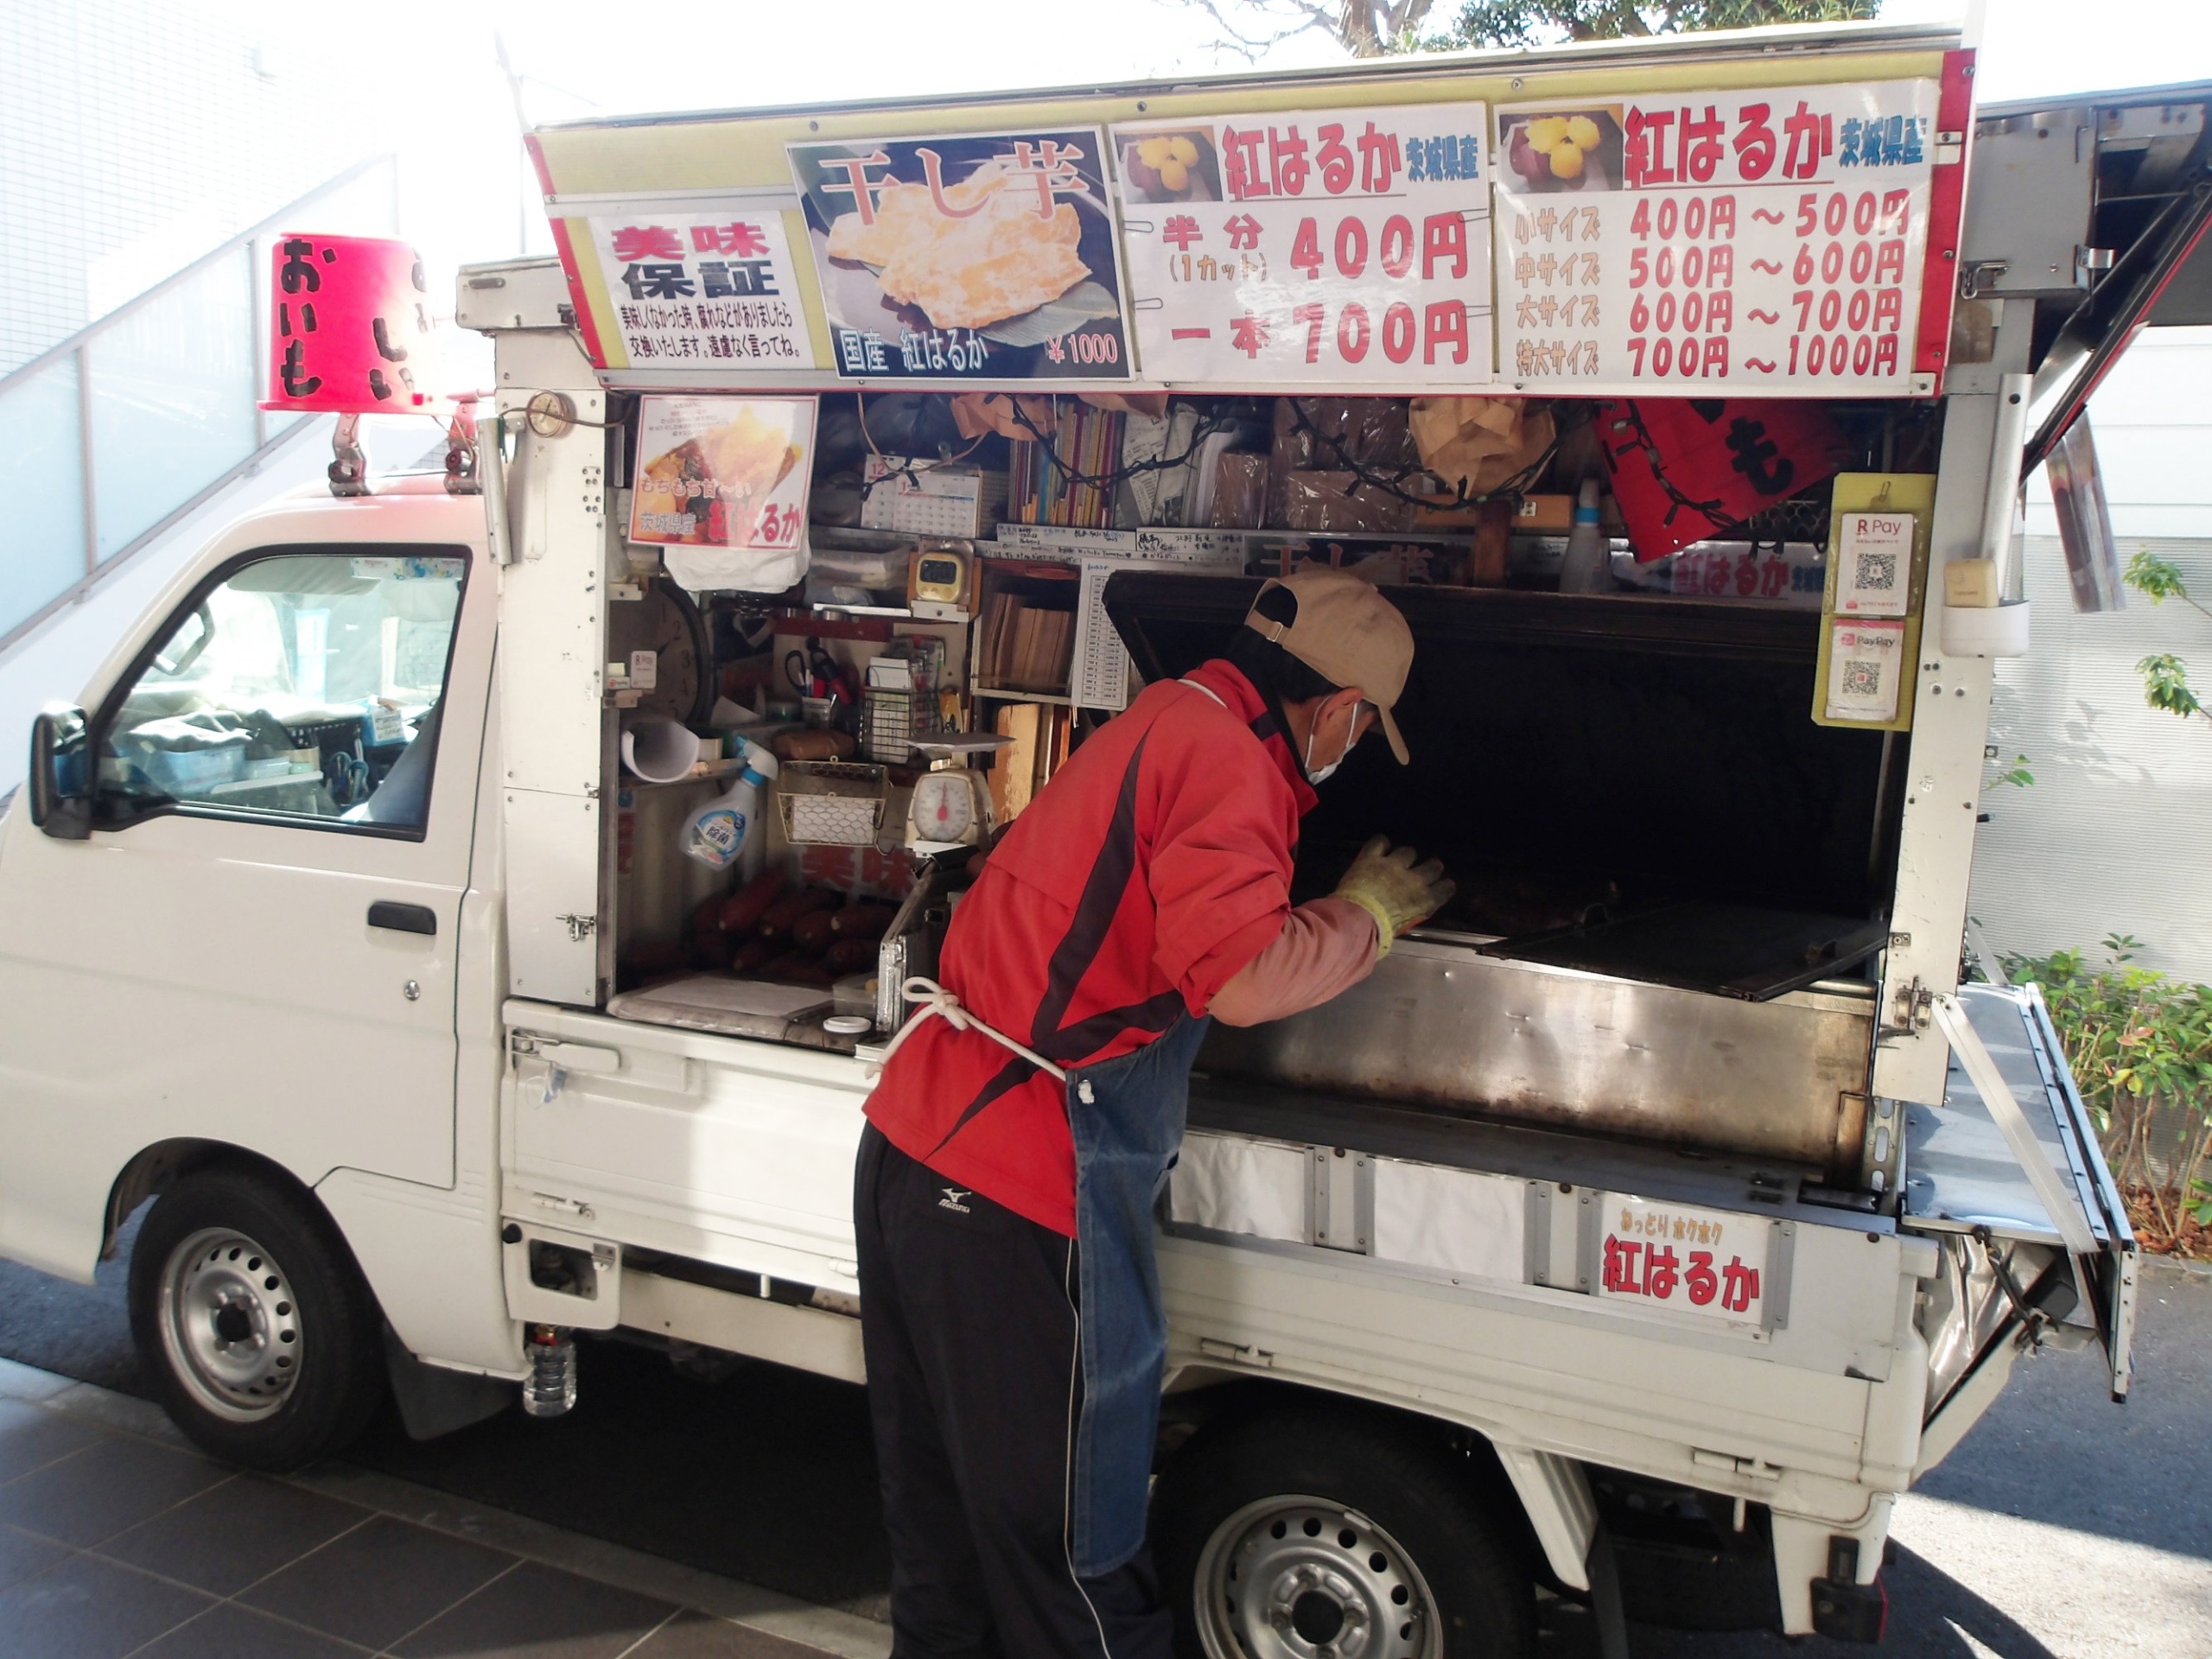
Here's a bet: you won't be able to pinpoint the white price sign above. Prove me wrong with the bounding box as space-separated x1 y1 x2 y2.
1493 80 1942 397
1596 1197 1771 1325
1113 105 1492 385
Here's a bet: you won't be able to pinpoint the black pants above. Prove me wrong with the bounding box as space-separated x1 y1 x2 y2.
855 1122 1173 1659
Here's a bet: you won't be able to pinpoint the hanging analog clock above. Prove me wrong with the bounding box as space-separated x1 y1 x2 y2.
606 579 715 727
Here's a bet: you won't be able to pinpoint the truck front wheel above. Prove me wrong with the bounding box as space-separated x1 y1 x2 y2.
127 1169 385 1468
1152 1409 1536 1659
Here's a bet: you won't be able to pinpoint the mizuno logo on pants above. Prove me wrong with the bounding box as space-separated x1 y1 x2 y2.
939 1188 972 1213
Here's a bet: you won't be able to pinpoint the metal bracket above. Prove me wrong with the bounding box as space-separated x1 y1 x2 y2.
1958 259 2008 300
1878 976 1935 1040
442 397 482 497
557 913 600 944
1306 1148 1374 1254
328 412 370 498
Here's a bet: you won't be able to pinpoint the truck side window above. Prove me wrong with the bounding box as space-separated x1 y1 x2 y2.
98 549 468 834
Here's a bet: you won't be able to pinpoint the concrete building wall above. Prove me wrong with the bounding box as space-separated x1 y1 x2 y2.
1970 327 2212 982
0 0 373 373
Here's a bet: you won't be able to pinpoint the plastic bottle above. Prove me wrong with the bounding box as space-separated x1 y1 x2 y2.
681 739 779 877
1558 477 1612 594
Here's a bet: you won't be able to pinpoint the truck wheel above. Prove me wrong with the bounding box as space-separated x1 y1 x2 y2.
1152 1410 1535 1659
127 1169 385 1469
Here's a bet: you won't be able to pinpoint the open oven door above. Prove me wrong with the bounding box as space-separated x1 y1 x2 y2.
1904 982 2138 1469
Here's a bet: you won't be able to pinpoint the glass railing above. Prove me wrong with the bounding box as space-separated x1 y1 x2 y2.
0 156 397 650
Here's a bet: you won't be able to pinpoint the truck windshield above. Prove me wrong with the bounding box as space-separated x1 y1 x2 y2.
99 550 467 830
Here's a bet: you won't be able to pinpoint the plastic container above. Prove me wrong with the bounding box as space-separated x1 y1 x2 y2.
1557 478 1611 594
681 739 779 876
833 973 879 1020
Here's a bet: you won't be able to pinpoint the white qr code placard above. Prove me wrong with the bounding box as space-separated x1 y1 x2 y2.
1824 618 1906 722
1836 511 1915 617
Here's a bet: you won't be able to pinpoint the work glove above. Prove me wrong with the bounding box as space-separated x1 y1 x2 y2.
1333 836 1455 957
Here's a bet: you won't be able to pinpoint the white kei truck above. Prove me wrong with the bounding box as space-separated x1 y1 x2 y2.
0 22 2188 1656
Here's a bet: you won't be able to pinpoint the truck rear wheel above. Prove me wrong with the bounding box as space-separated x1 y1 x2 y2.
1152 1409 1535 1659
127 1169 385 1468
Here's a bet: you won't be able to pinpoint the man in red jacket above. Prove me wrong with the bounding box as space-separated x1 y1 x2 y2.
856 569 1451 1659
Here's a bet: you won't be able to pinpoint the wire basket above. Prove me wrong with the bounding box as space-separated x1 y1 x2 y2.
776 761 889 846
862 686 915 764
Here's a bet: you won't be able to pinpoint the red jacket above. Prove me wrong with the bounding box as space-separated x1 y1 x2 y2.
864 658 1315 1235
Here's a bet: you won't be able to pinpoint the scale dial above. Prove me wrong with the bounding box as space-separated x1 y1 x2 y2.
910 771 978 844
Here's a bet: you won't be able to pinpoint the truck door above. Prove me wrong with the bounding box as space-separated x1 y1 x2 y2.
0 539 490 1281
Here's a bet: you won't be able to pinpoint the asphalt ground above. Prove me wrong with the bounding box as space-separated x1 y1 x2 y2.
0 1207 2204 1656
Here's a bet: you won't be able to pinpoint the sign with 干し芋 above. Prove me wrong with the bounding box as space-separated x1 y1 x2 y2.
1111 105 1492 385
1492 79 1947 397
1595 1197 1772 1325
789 129 1131 382
585 213 813 372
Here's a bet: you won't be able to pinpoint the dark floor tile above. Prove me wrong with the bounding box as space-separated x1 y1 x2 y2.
0 1550 212 1658
0 1433 226 1547
391 1559 677 1658
0 1522 70 1592
239 1515 515 1650
133 1601 374 1658
0 1396 108 1483
627 1609 834 1659
97 1473 369 1596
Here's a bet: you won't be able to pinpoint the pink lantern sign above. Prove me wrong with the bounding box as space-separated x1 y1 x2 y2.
262 234 446 414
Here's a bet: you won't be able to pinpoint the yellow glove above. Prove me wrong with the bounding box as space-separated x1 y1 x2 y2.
1334 836 1455 957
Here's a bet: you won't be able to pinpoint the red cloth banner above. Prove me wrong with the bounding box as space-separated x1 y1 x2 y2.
262 234 445 414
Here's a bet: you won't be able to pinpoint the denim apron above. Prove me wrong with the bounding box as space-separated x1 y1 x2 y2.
1064 1009 1212 1578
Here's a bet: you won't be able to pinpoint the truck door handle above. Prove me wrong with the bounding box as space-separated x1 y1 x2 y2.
367 901 438 936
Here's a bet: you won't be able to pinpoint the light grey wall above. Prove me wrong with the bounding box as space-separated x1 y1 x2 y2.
1970 327 2212 982
0 0 373 373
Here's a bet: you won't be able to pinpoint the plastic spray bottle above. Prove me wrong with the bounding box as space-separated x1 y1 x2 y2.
1557 477 1612 594
682 739 779 879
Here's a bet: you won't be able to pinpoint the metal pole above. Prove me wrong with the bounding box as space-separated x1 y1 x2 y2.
76 344 98 575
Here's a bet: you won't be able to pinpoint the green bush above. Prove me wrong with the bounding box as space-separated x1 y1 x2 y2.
2002 935 2212 1237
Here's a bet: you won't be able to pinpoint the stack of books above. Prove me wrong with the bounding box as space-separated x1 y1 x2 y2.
976 592 1075 693
1010 404 1126 528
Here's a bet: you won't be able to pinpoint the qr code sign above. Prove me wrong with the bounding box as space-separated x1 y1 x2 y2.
1842 658 1885 699
1855 550 1897 591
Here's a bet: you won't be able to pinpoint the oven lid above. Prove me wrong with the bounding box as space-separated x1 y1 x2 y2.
1477 900 1889 1001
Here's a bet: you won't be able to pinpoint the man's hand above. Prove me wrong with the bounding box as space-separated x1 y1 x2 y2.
1333 836 1455 957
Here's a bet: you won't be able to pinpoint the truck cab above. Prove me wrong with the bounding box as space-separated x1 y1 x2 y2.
2 21 2191 1653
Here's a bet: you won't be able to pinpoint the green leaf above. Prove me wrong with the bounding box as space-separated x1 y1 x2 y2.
2126 549 2190 604
2139 653 2208 721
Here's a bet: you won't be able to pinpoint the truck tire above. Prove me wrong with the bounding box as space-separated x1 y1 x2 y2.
127 1168 385 1469
1152 1409 1535 1659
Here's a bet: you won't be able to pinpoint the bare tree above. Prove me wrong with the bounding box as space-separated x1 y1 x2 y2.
1184 0 1443 61
1182 0 1875 59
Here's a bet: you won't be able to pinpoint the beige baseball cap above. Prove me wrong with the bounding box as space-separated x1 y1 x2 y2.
1244 569 1414 764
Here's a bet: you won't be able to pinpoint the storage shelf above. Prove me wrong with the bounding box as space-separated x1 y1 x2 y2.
974 686 1075 706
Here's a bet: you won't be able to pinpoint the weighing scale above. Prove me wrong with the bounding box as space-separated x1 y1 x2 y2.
905 734 1008 852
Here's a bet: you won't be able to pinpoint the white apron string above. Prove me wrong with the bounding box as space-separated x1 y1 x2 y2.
865 977 1071 1084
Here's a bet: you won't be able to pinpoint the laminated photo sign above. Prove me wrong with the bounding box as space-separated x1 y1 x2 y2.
790 128 1131 382
629 396 817 594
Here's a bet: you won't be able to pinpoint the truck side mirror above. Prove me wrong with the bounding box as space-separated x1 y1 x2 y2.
28 705 92 841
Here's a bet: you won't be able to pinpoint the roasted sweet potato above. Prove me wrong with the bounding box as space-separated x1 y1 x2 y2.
823 937 879 974
757 887 839 940
792 910 838 954
717 868 786 933
829 904 897 942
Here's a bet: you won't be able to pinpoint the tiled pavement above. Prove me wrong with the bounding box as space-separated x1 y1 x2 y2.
0 1357 893 1659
